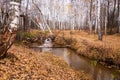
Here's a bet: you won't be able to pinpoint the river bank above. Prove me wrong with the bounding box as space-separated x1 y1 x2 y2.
54 30 120 69
0 44 92 80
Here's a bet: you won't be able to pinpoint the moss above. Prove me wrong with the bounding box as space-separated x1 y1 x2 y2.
91 60 98 66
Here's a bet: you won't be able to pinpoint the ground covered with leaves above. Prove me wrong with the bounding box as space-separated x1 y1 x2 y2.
54 30 120 69
0 44 92 80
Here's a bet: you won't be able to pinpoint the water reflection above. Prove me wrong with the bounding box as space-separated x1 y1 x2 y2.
32 46 120 80
51 48 120 80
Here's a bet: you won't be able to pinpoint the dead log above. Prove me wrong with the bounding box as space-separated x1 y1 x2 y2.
30 45 70 48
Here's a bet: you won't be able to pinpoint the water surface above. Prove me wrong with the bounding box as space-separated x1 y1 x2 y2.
31 45 120 80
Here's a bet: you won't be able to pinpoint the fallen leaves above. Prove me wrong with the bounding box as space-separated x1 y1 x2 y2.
55 30 120 69
0 45 92 80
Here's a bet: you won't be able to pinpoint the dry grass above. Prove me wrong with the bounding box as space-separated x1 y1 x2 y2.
54 30 120 67
55 30 120 50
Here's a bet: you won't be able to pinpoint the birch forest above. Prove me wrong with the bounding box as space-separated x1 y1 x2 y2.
24 0 120 34
0 0 120 80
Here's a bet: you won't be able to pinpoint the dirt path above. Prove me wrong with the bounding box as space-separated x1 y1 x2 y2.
0 44 92 80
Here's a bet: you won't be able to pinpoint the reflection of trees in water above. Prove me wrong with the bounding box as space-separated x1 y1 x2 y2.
63 48 70 65
92 64 117 80
33 46 120 80
63 49 120 80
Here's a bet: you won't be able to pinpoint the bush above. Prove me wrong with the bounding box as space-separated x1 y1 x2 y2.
16 31 36 41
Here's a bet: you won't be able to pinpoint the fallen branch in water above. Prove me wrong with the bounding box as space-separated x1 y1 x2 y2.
30 45 70 48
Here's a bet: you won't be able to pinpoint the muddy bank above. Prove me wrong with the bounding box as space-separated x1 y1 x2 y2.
54 34 120 69
0 45 92 80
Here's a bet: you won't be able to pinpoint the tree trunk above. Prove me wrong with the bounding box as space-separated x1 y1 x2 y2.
33 2 53 35
107 0 110 33
89 0 93 33
105 1 108 35
97 0 102 40
110 0 116 34
24 0 29 31
95 0 98 33
0 0 21 58
118 0 120 33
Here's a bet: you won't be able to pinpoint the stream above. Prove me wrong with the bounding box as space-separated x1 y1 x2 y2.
31 40 120 80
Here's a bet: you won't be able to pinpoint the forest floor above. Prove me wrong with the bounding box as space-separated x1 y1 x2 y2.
0 44 92 80
1 29 119 79
54 30 120 68
54 30 120 50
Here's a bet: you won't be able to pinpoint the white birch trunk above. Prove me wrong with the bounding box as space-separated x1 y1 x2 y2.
89 0 93 33
95 0 98 33
118 0 120 33
97 0 102 40
105 1 108 35
9 1 20 33
89 18 92 33
0 1 21 57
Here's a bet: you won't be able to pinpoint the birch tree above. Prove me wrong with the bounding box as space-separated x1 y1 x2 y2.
118 0 120 33
97 0 102 40
0 0 21 57
89 0 93 33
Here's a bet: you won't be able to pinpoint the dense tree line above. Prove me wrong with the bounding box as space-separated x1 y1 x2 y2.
0 0 120 40
21 0 119 40
0 0 119 57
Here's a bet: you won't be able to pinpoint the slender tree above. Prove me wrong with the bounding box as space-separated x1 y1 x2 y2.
89 0 93 33
97 0 102 40
118 0 120 33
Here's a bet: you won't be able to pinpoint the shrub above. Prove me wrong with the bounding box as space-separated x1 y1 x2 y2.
16 31 36 41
